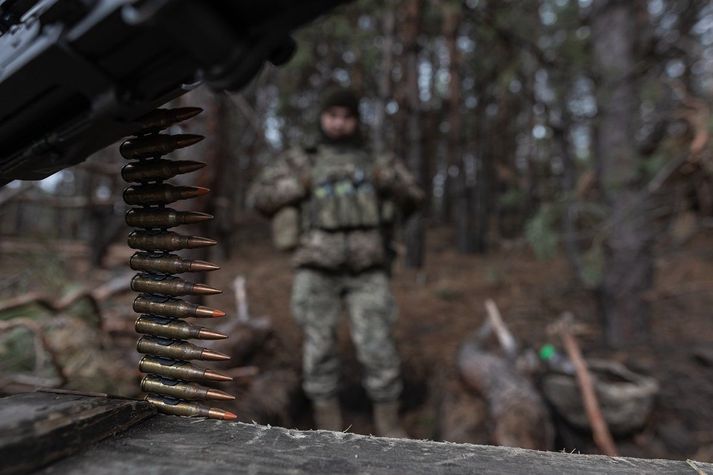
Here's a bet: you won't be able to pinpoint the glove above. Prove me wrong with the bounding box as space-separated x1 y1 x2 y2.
372 165 395 192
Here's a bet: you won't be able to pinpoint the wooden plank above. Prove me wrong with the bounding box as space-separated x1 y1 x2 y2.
0 392 155 475
40 415 713 475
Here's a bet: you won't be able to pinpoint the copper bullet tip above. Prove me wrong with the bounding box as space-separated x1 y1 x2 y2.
206 389 236 401
192 283 222 296
186 236 217 249
193 186 211 196
178 161 208 174
173 107 204 122
197 328 229 340
195 305 226 319
204 370 234 382
183 211 214 225
189 260 221 272
179 186 211 200
201 348 231 361
209 409 238 421
176 134 205 149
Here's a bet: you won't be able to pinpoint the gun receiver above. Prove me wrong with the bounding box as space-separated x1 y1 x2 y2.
0 0 348 185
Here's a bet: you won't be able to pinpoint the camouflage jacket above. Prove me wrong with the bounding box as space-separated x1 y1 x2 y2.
248 142 424 272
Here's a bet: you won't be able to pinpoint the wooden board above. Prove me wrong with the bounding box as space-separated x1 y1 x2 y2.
40 414 713 475
0 392 155 475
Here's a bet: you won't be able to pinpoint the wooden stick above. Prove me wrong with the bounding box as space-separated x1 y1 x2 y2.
484 299 518 360
556 313 618 457
233 275 250 322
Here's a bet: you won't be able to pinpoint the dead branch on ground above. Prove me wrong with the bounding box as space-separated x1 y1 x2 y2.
551 313 618 457
0 272 133 328
483 299 518 360
456 300 554 450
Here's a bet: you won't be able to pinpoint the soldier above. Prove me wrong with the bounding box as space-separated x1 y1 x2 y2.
248 88 423 437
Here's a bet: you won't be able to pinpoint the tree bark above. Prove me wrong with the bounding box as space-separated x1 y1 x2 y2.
592 0 652 347
373 0 395 154
443 5 472 253
403 0 426 269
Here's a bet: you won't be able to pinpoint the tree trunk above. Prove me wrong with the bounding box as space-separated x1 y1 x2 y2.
443 5 472 254
403 0 426 269
373 0 395 155
471 84 491 254
592 0 652 347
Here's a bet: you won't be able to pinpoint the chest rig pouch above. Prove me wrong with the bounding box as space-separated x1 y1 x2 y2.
306 146 381 231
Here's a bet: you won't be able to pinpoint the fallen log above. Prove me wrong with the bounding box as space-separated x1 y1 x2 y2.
455 300 554 450
458 341 554 450
0 273 132 328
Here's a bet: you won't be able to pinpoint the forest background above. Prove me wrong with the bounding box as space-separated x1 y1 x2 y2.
1 0 713 461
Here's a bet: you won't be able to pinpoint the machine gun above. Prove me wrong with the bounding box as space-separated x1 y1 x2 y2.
0 0 349 184
0 0 350 419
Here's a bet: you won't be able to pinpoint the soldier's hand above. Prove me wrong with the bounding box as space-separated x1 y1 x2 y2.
372 166 395 191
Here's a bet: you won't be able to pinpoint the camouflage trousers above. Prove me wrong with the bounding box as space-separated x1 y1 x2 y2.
291 268 402 402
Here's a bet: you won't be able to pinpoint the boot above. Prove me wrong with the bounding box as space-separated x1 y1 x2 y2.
313 397 343 431
373 400 408 438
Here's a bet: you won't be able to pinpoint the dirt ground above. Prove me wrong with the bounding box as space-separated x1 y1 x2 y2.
2 222 713 461
212 223 713 461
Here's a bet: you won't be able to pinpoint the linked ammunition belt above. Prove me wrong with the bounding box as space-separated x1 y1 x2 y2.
121 107 236 421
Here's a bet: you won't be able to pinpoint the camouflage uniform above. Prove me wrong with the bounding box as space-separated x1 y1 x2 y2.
249 139 423 403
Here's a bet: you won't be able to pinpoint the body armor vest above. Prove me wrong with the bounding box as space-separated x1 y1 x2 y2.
304 145 382 231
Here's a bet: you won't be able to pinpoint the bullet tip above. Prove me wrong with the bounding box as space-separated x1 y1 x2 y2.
189 260 221 272
181 211 213 225
209 409 238 421
198 328 229 340
187 236 218 249
194 305 225 319
193 284 223 296
171 161 208 178
194 211 215 220
207 389 236 401
178 134 205 149
175 107 204 121
204 370 234 382
202 349 231 361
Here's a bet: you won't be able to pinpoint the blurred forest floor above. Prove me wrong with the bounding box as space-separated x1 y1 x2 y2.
1 222 713 461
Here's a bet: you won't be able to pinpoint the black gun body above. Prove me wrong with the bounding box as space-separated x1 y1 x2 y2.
0 0 349 184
